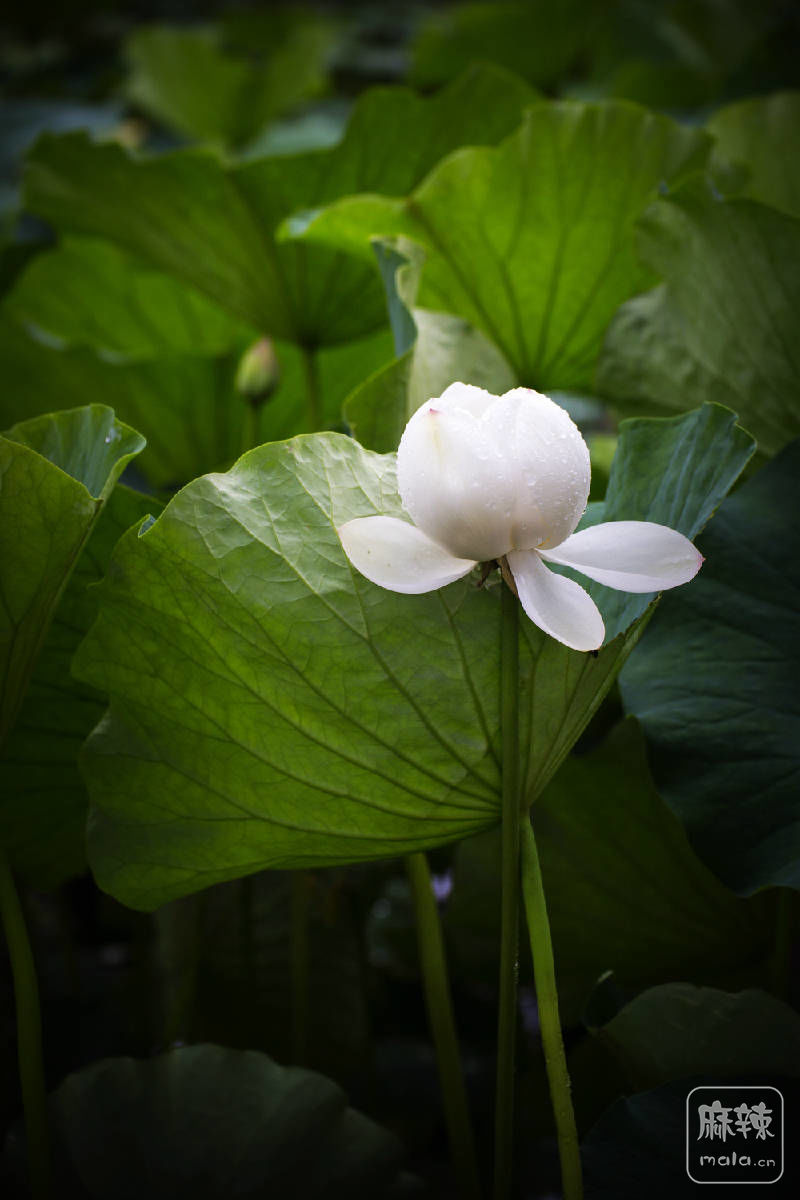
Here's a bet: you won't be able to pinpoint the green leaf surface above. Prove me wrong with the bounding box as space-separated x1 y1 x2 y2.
0 316 391 488
24 65 535 348
345 236 514 453
74 430 651 910
75 396 749 909
597 179 800 457
4 236 252 357
294 100 709 389
446 721 771 1024
583 403 754 642
708 91 800 218
9 1044 412 1199
125 18 334 149
620 439 800 895
0 406 144 747
0 485 157 887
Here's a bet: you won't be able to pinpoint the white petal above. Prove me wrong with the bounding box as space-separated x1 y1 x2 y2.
539 521 704 592
338 516 476 594
397 403 514 561
428 381 497 418
507 549 605 651
486 389 590 551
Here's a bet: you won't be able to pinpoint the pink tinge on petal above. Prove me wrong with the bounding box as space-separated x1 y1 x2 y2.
539 520 704 593
338 516 476 594
506 549 605 652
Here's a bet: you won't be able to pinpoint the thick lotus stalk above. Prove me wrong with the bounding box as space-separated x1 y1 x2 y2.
339 383 703 651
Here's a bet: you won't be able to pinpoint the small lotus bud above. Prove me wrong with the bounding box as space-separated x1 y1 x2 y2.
235 337 280 404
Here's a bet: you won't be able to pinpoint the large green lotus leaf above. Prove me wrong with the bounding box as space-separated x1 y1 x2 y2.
0 484 158 887
23 65 535 348
344 236 514 453
75 400 750 910
620 439 800 896
708 90 800 218
125 17 334 149
0 406 144 748
75 431 648 911
0 316 392 489
445 721 772 1025
597 178 800 457
4 236 252 357
7 1044 412 1199
291 100 709 390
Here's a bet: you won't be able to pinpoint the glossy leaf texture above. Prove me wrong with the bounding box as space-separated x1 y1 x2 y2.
708 90 800 218
76 403 749 910
0 405 144 748
0 485 157 887
445 721 772 1025
344 236 514 453
290 99 710 389
597 178 800 456
621 439 800 895
4 1044 413 1199
23 65 535 349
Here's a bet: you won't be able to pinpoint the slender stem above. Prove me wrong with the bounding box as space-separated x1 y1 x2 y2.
241 398 261 457
520 814 583 1200
301 344 322 431
406 852 482 1200
493 580 520 1200
0 849 50 1200
290 871 310 1064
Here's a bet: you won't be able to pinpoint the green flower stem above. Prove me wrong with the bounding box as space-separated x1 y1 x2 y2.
520 813 583 1200
406 852 482 1200
301 344 322 431
241 397 261 457
0 848 50 1200
493 579 520 1200
290 870 311 1065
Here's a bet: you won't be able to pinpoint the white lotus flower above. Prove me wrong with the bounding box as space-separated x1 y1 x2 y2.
338 384 703 651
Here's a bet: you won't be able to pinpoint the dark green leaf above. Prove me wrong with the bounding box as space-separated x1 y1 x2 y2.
621 440 800 894
597 179 800 457
0 406 144 747
0 485 157 887
446 721 771 1023
11 1044 413 1199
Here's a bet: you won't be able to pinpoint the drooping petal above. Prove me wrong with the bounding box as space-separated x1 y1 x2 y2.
338 516 476 594
507 549 605 652
484 389 591 551
539 521 703 592
397 403 515 561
